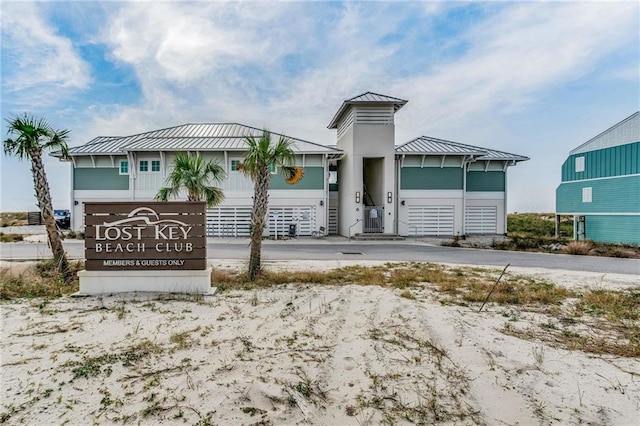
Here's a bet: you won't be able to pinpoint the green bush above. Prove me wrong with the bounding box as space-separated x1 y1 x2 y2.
508 213 572 237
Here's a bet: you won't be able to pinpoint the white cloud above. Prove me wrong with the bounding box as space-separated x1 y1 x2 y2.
1 2 91 97
391 2 639 138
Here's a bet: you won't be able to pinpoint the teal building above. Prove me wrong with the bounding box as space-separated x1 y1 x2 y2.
556 112 640 244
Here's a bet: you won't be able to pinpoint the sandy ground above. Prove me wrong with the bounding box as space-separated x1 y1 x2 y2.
1 260 639 425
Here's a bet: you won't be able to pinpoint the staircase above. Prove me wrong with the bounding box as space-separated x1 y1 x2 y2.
351 233 405 241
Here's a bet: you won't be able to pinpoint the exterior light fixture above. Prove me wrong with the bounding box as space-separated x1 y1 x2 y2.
387 192 393 203
320 200 324 206
355 192 361 204
401 200 405 206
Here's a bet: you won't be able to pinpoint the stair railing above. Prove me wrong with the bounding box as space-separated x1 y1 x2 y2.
348 219 363 242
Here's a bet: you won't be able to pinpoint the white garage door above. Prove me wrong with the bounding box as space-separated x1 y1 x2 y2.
465 206 497 234
207 206 317 237
408 206 455 236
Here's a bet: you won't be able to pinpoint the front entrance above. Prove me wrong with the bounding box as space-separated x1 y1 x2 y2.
363 157 385 233
364 205 384 233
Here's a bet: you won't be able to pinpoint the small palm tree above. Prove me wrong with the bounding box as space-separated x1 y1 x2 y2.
3 114 71 283
155 152 226 206
238 130 304 281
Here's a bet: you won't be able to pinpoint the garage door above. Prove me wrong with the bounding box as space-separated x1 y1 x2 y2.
465 206 497 234
207 206 317 237
408 206 455 236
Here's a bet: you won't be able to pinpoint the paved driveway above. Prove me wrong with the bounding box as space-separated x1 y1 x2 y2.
1 237 638 275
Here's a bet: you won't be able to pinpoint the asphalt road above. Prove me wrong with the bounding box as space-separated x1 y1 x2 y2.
1 238 639 275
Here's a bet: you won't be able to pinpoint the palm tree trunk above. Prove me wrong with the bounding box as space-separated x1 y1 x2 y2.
248 168 270 281
30 151 71 284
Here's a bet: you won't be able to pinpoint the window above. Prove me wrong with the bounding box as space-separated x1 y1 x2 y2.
575 156 585 173
151 160 160 172
268 162 276 174
139 160 148 172
582 187 592 203
230 159 241 172
119 160 129 175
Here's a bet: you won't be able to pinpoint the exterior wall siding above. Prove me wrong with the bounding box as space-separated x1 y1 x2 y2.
584 215 640 244
466 171 505 192
556 175 640 213
561 141 639 181
269 166 324 190
400 167 463 190
74 168 129 190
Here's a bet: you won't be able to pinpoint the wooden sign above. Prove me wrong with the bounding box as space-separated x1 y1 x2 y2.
84 202 206 271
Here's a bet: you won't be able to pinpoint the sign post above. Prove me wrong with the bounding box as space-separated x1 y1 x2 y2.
77 202 212 295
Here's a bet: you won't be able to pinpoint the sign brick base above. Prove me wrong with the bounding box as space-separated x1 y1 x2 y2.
76 268 214 295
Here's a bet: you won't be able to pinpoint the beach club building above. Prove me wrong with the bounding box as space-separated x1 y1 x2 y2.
56 92 528 238
556 112 640 244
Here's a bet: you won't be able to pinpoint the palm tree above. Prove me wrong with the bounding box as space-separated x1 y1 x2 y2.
238 130 304 281
155 151 226 206
3 114 71 283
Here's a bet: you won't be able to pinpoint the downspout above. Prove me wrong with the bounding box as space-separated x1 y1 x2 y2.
503 161 513 235
70 157 75 230
323 154 329 230
462 156 469 237
503 161 508 235
394 156 400 235
128 152 136 200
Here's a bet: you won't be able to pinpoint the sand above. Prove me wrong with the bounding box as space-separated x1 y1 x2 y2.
1 260 639 425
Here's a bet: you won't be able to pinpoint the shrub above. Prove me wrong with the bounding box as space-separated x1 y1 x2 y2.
0 233 23 242
508 213 572 237
564 240 594 255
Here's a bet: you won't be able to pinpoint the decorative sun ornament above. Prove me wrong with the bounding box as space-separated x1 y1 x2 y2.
285 167 304 184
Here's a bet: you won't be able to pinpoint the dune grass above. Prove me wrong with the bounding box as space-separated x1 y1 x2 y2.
3 260 638 358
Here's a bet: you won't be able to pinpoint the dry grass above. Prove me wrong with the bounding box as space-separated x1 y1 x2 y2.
0 259 81 299
564 240 595 255
0 233 24 242
576 289 639 321
3 260 638 359
0 212 27 227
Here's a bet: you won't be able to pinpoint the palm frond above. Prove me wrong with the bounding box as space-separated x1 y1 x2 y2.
3 114 69 159
155 151 226 207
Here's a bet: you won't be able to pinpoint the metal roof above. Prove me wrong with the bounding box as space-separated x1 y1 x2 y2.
396 136 529 162
570 111 639 155
328 92 408 129
58 123 342 156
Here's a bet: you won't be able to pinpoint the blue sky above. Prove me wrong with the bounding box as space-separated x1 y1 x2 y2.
1 0 638 213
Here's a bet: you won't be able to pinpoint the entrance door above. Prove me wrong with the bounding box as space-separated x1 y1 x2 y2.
364 206 384 233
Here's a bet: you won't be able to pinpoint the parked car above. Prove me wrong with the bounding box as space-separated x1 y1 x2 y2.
54 210 71 229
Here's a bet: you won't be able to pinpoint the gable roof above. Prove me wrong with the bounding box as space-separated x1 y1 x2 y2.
57 123 342 157
396 136 529 162
570 111 639 155
328 91 408 129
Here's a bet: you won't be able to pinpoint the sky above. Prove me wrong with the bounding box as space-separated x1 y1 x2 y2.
1 0 638 213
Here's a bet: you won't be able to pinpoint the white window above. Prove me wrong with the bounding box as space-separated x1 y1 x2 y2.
582 187 592 203
575 156 585 173
119 160 129 175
